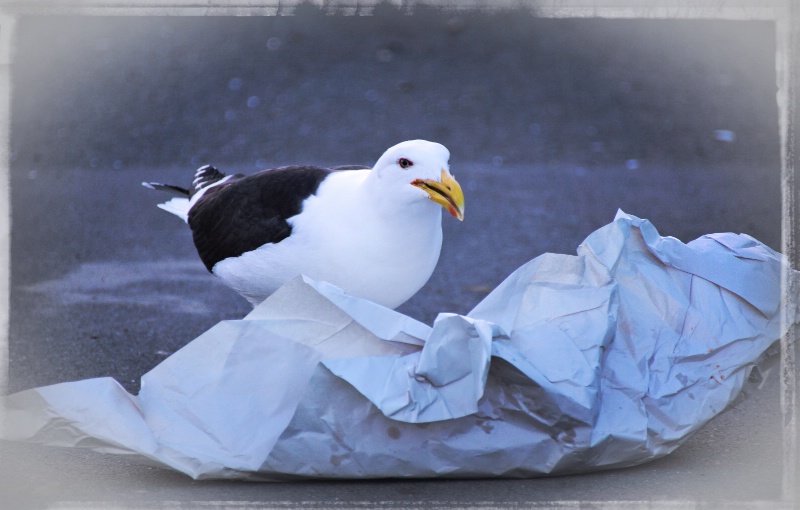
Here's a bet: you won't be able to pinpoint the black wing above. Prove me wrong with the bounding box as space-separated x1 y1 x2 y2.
187 165 333 272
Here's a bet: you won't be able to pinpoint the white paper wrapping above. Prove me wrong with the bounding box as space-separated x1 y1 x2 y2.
2 211 789 480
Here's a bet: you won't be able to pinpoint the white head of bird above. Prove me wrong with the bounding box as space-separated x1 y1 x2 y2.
367 139 465 221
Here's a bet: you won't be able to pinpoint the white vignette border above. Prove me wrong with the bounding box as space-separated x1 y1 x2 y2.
0 1 795 509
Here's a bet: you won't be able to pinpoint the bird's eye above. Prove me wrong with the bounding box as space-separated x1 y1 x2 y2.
398 158 413 169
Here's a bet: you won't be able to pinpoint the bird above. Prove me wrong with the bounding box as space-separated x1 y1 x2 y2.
143 139 465 309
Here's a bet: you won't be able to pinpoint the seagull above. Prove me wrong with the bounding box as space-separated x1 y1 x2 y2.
143 140 465 309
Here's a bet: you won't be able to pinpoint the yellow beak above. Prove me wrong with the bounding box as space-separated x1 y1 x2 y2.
411 169 465 221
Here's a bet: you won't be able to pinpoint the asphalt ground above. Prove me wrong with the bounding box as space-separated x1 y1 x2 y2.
1 8 787 508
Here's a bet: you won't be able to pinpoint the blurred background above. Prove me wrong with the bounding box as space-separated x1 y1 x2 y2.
4 5 786 506
13 6 779 172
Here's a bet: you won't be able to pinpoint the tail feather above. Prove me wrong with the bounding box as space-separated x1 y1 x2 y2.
144 165 231 223
156 197 191 223
141 181 189 197
143 180 191 223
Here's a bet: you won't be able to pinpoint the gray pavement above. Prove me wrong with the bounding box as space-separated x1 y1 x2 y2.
1 8 788 508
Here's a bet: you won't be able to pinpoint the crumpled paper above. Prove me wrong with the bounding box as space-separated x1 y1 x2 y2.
1 211 789 480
